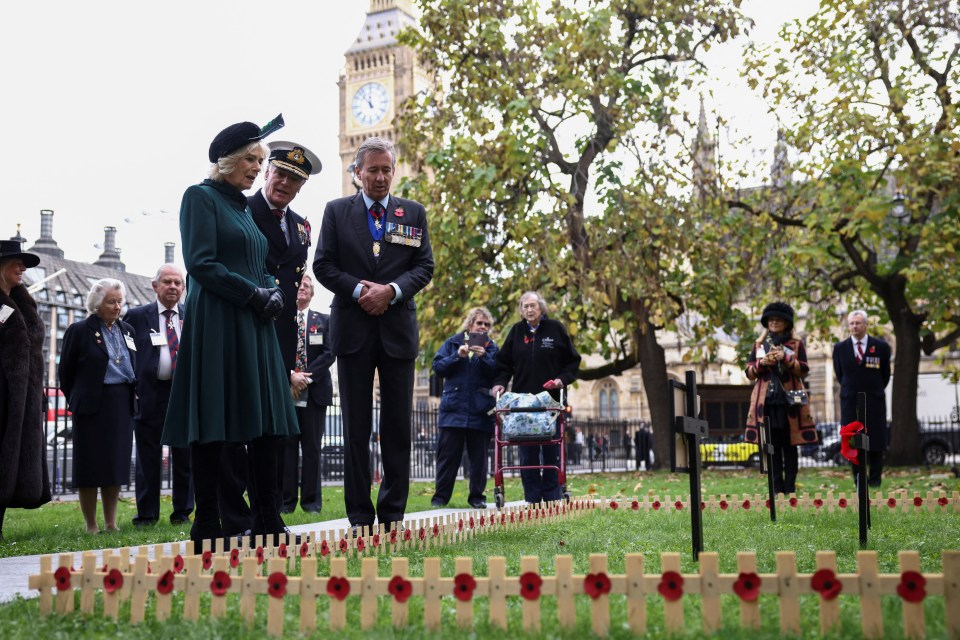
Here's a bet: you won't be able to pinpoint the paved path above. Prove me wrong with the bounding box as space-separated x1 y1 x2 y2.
0 503 524 604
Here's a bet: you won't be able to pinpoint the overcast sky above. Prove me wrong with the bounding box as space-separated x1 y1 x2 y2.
2 0 815 312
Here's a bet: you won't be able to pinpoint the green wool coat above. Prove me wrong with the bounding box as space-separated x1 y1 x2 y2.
161 180 299 447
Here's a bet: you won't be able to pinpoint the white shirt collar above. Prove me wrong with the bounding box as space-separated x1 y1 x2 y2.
261 190 286 213
157 301 177 316
361 192 390 211
851 335 868 347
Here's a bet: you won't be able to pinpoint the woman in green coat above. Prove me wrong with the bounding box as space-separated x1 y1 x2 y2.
162 116 298 545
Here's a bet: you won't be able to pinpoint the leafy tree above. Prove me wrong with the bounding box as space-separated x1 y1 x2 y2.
739 0 960 463
395 0 752 468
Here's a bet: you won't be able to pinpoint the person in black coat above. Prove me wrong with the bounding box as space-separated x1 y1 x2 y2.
833 309 892 486
0 242 51 541
124 264 193 526
281 274 334 513
314 136 434 530
491 291 581 504
59 279 137 533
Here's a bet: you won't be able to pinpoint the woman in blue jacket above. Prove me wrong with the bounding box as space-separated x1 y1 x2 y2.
431 307 498 509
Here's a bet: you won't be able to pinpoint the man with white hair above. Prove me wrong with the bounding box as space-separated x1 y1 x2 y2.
832 309 892 486
124 264 193 526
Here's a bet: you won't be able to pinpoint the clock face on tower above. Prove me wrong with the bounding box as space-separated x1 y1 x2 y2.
351 82 389 127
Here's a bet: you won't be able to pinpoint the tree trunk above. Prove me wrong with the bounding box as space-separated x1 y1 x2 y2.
886 312 923 465
636 322 672 471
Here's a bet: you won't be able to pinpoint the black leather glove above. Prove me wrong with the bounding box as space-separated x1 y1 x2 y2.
249 287 284 321
263 288 284 321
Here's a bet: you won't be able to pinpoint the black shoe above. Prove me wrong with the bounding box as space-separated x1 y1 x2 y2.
468 500 487 509
301 503 322 513
430 500 446 508
279 507 295 515
132 517 158 527
170 515 191 525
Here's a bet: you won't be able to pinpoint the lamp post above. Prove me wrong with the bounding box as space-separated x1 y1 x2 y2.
891 190 909 222
346 162 362 194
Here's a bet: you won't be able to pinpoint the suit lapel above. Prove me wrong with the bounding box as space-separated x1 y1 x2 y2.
351 195 377 271
86 315 108 358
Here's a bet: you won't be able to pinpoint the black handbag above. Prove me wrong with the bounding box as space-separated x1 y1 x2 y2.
785 389 809 406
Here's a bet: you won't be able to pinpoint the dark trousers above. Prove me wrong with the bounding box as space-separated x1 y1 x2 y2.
851 450 885 486
432 428 490 505
338 335 413 527
217 443 253 537
519 443 561 504
134 410 193 523
635 430 652 470
767 404 798 494
282 402 327 511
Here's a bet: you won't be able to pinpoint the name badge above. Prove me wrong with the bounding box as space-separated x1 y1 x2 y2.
125 334 137 351
309 333 323 345
0 305 13 324
755 345 766 359
150 332 166 347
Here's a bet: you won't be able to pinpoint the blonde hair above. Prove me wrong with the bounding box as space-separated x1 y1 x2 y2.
208 141 267 181
459 306 494 332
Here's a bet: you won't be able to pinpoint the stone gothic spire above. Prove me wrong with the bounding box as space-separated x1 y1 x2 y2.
771 128 791 188
692 95 717 202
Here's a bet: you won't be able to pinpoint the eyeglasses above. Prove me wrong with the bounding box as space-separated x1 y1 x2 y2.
474 320 491 327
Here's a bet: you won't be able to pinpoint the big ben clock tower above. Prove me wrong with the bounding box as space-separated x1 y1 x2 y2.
339 0 431 196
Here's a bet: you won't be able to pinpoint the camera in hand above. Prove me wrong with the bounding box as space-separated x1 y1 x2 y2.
467 332 488 348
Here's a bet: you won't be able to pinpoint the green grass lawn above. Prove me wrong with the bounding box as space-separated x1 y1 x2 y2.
1 467 957 638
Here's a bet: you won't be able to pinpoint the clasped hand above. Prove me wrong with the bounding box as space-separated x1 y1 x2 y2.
358 280 394 316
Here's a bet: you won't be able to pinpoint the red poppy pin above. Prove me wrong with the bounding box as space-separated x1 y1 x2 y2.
389 576 413 603
300 542 310 558
320 540 330 556
811 568 842 600
814 498 824 509
403 528 412 542
913 496 923 507
210 570 231 596
938 496 949 507
390 530 398 545
103 568 124 594
652 500 661 510
419 527 426 541
519 572 543 600
610 501 619 510
897 571 926 603
719 500 728 511
356 536 366 553
202 550 213 570
256 546 265 565
869 345 875 353
658 571 684 601
339 538 349 554
674 500 683 511
173 554 184 573
432 523 440 538
230 548 240 568
453 573 477 602
394 207 404 218
327 576 350 600
458 519 464 532
469 516 475 529
887 497 897 508
789 497 798 508
584 572 612 599
156 570 175 595
54 566 72 591
838 497 848 508
303 219 312 246
742 499 751 510
268 572 288 598
631 500 639 511
372 533 380 548
732 572 761 602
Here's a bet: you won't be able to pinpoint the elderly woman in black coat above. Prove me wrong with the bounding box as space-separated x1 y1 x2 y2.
0 241 51 541
59 278 137 533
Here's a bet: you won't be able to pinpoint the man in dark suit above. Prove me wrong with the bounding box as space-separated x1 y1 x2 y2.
833 309 892 486
314 136 434 531
281 274 334 513
123 264 193 526
216 140 323 536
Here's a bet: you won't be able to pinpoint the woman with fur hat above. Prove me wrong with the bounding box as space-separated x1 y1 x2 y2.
0 241 51 540
744 302 817 494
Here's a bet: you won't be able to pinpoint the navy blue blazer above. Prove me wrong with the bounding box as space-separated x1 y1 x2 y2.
249 189 310 371
313 192 434 360
58 314 137 415
833 335 891 449
300 309 334 406
124 301 184 420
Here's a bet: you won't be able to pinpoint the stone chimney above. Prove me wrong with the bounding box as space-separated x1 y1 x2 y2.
28 209 65 259
93 226 126 272
164 242 176 265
